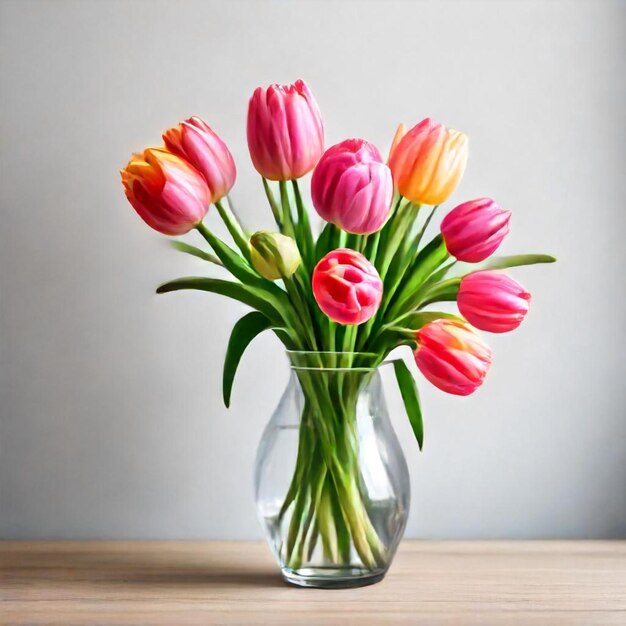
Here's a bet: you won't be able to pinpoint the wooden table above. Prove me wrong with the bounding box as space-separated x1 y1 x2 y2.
1 541 624 625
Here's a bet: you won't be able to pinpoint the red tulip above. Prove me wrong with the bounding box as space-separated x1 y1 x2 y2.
247 79 324 181
458 271 531 333
440 198 511 262
414 319 492 395
163 116 236 202
311 139 393 234
312 249 383 325
121 148 209 235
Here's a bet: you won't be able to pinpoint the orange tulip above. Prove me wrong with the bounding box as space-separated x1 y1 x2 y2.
388 118 468 205
121 148 209 236
387 123 407 163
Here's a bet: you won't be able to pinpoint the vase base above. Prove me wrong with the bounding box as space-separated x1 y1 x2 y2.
281 566 386 589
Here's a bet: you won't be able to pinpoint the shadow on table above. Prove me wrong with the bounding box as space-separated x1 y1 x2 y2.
2 546 286 590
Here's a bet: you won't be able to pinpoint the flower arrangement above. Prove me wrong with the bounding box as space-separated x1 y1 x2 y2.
121 79 554 581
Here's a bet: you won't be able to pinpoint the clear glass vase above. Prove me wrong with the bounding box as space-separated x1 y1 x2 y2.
254 351 410 588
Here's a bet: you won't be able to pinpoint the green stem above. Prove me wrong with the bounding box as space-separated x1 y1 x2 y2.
262 178 283 230
337 230 348 249
214 200 250 261
284 277 319 350
291 180 314 265
365 230 381 264
374 195 405 277
278 180 295 237
281 372 387 571
224 195 245 232
328 318 336 352
345 233 359 251
327 473 351 563
413 204 439 252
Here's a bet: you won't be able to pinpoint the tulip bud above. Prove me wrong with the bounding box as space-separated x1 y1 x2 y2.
388 118 468 205
414 319 492 396
312 249 383 325
440 198 511 262
311 139 393 235
163 116 236 202
458 271 531 333
121 148 209 236
247 79 324 181
249 231 301 281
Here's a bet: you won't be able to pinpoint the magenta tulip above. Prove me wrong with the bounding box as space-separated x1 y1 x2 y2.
414 319 492 396
246 79 324 181
440 198 511 262
311 139 393 234
163 116 236 202
121 148 210 236
312 249 383 325
458 271 531 333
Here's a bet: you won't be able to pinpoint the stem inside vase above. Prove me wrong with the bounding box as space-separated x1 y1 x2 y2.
254 351 410 588
280 356 386 571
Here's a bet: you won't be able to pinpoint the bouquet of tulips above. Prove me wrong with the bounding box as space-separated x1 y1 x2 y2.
121 79 554 572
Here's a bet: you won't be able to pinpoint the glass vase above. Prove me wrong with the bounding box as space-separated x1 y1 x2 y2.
254 351 410 589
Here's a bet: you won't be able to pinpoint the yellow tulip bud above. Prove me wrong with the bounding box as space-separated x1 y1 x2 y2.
249 231 301 281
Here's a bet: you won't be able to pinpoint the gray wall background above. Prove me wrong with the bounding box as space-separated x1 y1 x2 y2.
1 0 624 540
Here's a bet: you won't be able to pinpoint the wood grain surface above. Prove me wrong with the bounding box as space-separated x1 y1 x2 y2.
1 540 625 625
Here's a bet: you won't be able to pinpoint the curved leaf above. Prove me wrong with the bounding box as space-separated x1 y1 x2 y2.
387 235 448 317
196 224 288 303
455 253 557 275
223 311 273 407
419 259 458 290
196 225 259 284
392 359 424 450
273 327 297 350
398 311 464 330
156 276 284 325
482 253 557 269
416 277 461 308
170 240 222 265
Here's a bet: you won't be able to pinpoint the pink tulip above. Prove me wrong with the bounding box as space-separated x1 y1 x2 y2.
312 249 383 325
414 319 492 396
247 79 324 181
458 271 531 333
121 148 210 236
311 139 393 235
163 116 236 202
440 198 511 262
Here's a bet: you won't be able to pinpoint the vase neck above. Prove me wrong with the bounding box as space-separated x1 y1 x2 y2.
287 350 380 370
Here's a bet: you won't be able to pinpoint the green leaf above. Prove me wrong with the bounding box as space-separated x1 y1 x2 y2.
156 276 285 325
455 253 557 275
314 222 336 264
416 277 461 308
272 327 297 350
419 259 457 290
196 225 299 325
398 311 464 330
392 359 424 450
223 311 273 407
196 224 266 288
170 240 222 265
387 234 448 317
